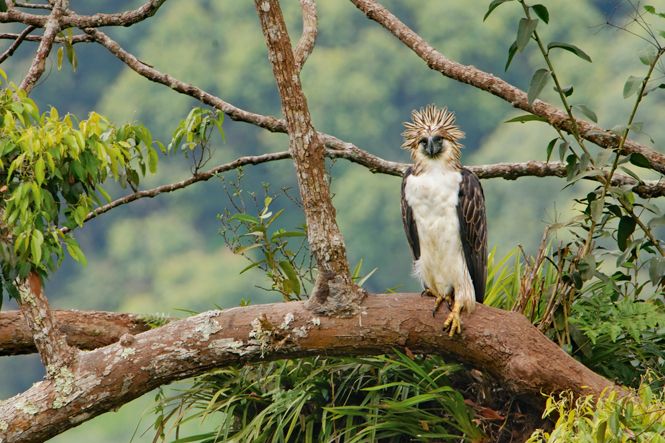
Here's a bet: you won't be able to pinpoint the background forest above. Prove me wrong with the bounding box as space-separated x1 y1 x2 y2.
1 0 664 441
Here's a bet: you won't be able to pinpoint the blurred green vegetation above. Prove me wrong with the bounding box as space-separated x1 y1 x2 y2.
1 1 664 441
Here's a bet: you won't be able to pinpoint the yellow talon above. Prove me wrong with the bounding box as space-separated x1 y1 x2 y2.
443 301 463 337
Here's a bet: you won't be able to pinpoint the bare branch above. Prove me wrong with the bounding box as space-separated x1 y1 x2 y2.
349 0 665 175
0 9 48 28
84 27 287 132
15 2 52 9
0 25 35 64
0 32 93 43
18 1 63 93
0 294 618 443
63 151 663 238
1 310 160 356
294 0 317 71
62 151 292 234
62 0 166 28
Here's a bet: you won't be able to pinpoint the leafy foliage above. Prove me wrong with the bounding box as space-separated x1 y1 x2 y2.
0 71 159 298
151 352 481 443
527 381 665 442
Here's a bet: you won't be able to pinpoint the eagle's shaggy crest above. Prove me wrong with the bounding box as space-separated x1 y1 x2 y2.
401 104 465 151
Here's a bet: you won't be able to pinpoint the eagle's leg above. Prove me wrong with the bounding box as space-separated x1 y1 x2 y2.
430 287 453 318
443 299 463 337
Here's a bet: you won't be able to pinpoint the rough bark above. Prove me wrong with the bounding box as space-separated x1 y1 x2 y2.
15 273 75 378
254 0 362 313
0 310 157 356
0 293 617 443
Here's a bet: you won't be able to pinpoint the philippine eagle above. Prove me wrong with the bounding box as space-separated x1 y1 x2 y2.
400 105 487 336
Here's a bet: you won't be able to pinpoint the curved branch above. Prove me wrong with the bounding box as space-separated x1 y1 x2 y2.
0 293 617 443
0 309 158 356
62 0 166 28
294 0 318 71
61 151 292 233
0 25 36 64
349 0 665 175
82 27 665 201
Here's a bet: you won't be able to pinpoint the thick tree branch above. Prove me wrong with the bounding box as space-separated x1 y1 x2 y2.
0 294 617 443
0 310 158 356
349 0 665 175
0 0 166 28
255 0 360 312
294 0 317 71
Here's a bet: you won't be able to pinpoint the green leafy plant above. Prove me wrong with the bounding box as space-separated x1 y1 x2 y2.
485 0 665 386
527 380 665 442
150 352 482 443
0 71 160 298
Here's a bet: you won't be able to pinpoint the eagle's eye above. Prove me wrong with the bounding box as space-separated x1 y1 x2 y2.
418 137 428 148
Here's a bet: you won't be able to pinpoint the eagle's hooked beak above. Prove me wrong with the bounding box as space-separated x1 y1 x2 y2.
423 136 443 157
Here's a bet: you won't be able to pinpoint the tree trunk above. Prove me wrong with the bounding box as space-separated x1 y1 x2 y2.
254 0 363 314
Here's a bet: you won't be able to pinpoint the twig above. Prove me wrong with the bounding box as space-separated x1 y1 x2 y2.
15 2 52 9
0 25 35 64
0 32 93 43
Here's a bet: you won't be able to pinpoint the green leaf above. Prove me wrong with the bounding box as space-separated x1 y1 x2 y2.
30 230 44 265
279 260 301 296
483 0 513 21
617 216 636 251
644 5 655 13
648 257 665 286
555 84 574 97
505 40 519 71
0 1 7 12
575 104 598 123
64 237 87 266
547 42 592 62
230 213 260 225
34 157 45 185
516 18 539 52
623 75 642 99
56 46 64 71
545 138 557 162
147 145 159 174
527 68 550 104
629 152 651 168
638 48 657 65
531 4 549 23
504 114 548 123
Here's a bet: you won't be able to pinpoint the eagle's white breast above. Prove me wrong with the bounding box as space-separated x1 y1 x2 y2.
404 163 475 312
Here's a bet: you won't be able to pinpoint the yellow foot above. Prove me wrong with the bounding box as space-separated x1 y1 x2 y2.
443 303 462 337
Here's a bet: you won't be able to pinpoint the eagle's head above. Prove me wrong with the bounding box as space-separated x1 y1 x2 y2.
402 105 465 171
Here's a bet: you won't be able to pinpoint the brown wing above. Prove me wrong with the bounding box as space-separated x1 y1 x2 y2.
401 167 420 260
457 168 487 303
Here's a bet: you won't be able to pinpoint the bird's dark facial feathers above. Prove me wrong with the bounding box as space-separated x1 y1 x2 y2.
419 135 444 158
